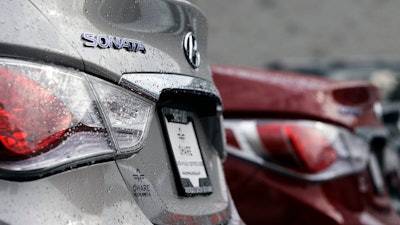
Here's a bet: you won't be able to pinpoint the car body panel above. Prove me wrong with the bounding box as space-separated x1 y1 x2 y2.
212 65 400 225
0 162 152 225
115 113 232 224
212 65 381 130
0 0 243 224
224 155 400 225
0 0 211 83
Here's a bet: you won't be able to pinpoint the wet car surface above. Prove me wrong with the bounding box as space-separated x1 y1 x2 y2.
275 61 400 214
0 1 242 224
213 65 400 225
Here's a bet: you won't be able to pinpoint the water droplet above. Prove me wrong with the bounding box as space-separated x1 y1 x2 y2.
107 186 113 193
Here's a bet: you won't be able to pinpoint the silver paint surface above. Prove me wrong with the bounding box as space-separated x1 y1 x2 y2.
0 0 241 224
0 0 210 82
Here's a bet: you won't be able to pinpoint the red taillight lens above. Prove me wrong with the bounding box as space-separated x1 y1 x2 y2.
0 58 155 179
284 125 337 172
225 128 241 150
257 123 337 173
225 119 369 180
0 67 72 159
256 124 287 158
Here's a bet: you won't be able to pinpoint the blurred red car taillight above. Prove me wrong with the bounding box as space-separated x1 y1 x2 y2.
225 120 369 181
257 123 337 173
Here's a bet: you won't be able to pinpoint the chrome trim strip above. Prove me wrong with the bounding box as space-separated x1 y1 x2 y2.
119 73 220 102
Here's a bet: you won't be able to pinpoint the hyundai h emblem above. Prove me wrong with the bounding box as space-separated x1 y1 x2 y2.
183 32 200 69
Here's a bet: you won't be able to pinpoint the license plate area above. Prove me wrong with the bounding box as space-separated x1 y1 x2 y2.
160 107 212 196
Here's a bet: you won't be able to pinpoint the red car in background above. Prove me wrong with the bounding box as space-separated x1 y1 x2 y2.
212 65 400 225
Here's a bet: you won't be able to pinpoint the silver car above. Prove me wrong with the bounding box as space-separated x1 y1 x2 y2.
0 0 242 224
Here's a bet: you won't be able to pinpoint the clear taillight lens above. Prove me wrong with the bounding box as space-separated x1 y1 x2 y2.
225 120 370 181
90 78 152 151
0 58 153 178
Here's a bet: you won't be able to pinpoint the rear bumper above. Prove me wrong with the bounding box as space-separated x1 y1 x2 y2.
224 155 400 225
0 160 244 225
0 162 152 225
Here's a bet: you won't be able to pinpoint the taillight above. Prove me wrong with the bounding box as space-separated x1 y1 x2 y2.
225 128 240 150
257 124 337 173
0 67 72 159
225 120 369 181
0 58 154 179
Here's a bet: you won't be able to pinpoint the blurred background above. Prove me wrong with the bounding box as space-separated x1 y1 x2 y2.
190 0 400 212
190 0 400 69
189 0 400 105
